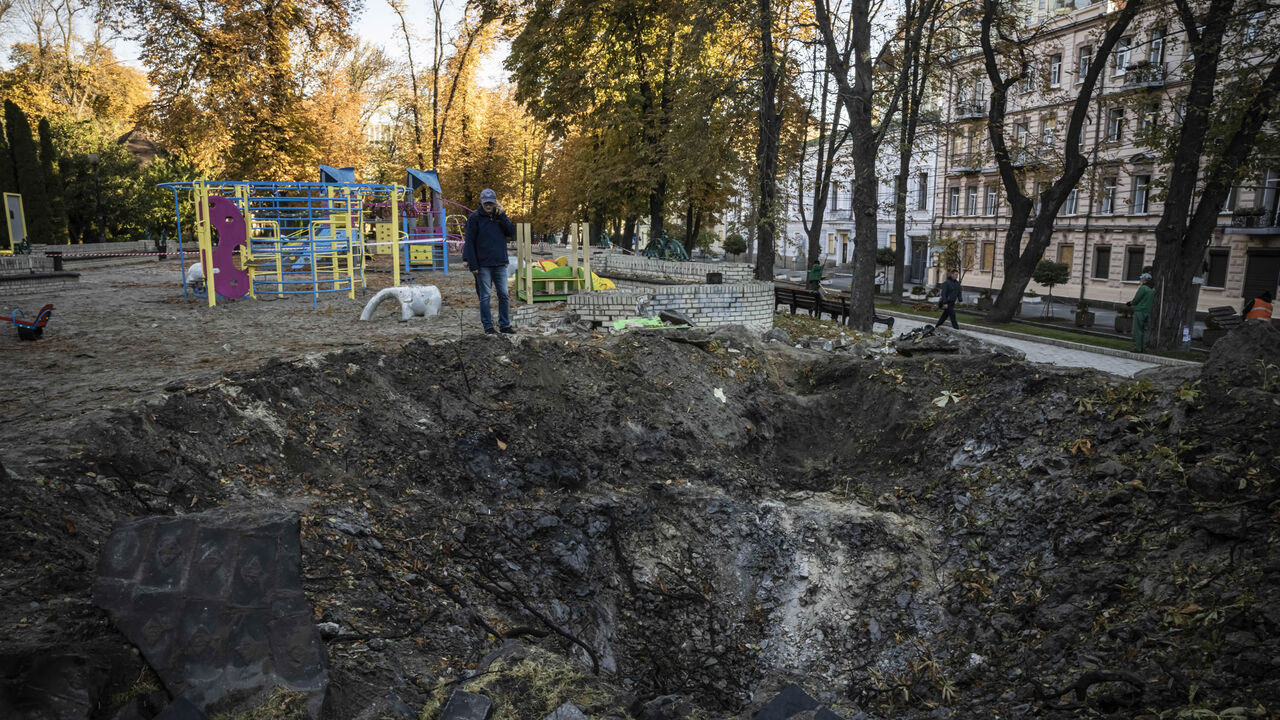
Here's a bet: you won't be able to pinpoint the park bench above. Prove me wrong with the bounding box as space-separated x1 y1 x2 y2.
817 293 849 324
1207 305 1243 330
774 285 821 317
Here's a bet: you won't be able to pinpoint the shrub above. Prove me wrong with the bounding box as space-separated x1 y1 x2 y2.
875 247 896 266
722 233 747 255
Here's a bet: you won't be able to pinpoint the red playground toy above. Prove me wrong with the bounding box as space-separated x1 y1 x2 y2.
7 304 53 340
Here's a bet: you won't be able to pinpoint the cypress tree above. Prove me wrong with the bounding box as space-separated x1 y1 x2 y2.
3 101 53 245
37 118 70 244
0 118 11 251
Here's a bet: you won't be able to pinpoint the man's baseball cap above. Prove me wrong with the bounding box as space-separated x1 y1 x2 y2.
1140 272 1152 280
480 188 498 204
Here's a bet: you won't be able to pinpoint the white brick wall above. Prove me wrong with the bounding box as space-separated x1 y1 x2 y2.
593 254 753 284
567 281 774 331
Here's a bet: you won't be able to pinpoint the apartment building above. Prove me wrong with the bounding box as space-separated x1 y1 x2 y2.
934 0 1280 310
781 134 939 283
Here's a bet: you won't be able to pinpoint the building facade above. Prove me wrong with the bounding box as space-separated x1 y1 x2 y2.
780 134 940 284
933 0 1280 311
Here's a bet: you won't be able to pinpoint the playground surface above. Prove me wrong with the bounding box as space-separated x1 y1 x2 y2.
1 257 485 446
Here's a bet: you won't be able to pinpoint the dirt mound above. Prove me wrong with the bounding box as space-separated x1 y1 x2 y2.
1202 321 1280 388
2 329 1278 719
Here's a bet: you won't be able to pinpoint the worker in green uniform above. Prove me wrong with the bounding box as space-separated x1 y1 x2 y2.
1127 272 1155 353
807 262 823 293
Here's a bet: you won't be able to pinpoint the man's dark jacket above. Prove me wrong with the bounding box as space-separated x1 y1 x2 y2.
463 209 515 269
939 278 963 306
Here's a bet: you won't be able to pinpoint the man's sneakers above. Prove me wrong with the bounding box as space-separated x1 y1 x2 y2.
485 328 497 335
499 327 516 334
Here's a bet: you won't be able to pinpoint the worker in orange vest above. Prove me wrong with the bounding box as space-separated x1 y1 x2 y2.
1242 290 1274 322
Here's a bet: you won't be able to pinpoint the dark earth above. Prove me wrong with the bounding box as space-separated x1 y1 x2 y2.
1 261 1279 720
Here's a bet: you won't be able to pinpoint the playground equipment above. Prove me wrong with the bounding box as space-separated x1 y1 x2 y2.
3 192 28 255
515 222 612 302
7 303 53 340
160 166 457 309
642 231 689 261
359 285 442 322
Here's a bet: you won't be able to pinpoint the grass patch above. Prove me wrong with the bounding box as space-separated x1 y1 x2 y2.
773 312 889 341
420 647 628 720
210 688 310 720
874 303 1202 361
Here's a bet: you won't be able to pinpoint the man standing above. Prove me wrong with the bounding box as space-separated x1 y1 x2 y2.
1127 272 1155 352
806 261 823 292
936 272 962 329
463 188 517 334
1242 289 1274 323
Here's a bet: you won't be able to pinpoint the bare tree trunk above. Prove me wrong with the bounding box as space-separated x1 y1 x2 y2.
390 1 425 172
982 0 1143 322
755 0 781 282
1150 0 1280 348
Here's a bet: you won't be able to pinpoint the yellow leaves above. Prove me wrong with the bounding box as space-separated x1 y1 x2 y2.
1068 438 1094 456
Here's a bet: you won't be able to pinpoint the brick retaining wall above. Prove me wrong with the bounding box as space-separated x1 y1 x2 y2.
567 281 774 331
593 254 753 285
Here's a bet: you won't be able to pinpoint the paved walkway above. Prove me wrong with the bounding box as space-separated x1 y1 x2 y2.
885 313 1166 378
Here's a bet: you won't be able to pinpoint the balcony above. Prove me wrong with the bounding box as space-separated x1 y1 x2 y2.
1226 207 1280 234
949 153 985 174
1116 61 1166 91
955 101 986 120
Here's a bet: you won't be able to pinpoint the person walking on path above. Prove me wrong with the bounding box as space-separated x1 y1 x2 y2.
1243 290 1274 323
463 188 517 334
936 272 963 329
806 262 823 293
1127 272 1155 352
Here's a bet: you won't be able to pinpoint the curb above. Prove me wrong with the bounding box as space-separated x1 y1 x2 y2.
880 310 1200 368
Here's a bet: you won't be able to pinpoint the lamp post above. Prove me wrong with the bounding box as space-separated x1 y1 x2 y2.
89 152 103 242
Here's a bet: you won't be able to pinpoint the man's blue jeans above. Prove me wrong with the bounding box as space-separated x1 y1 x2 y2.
474 265 510 330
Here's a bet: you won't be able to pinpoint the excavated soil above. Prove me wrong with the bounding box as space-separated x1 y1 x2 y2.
2 262 1279 720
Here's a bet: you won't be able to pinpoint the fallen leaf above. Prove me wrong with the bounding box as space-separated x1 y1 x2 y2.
496 439 507 451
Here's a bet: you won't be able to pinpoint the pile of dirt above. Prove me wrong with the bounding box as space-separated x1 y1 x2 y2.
1 321 1278 719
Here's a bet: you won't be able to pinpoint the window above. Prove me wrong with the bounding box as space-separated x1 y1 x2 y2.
963 242 977 270
1175 97 1188 122
1245 10 1265 42
981 243 995 272
830 183 839 212
1049 54 1062 87
1101 177 1117 214
1039 115 1059 150
1020 62 1034 93
1094 246 1112 279
916 172 928 210
1132 174 1150 214
1124 247 1145 281
1015 122 1030 155
828 233 836 254
1149 28 1165 65
1107 108 1124 142
1033 182 1046 215
1058 244 1075 268
1205 248 1229 288
1077 45 1092 82
953 132 964 154
986 185 998 216
966 187 978 216
1137 104 1159 134
1063 188 1079 215
889 234 897 250
948 187 960 216
1221 185 1237 214
1114 37 1131 75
